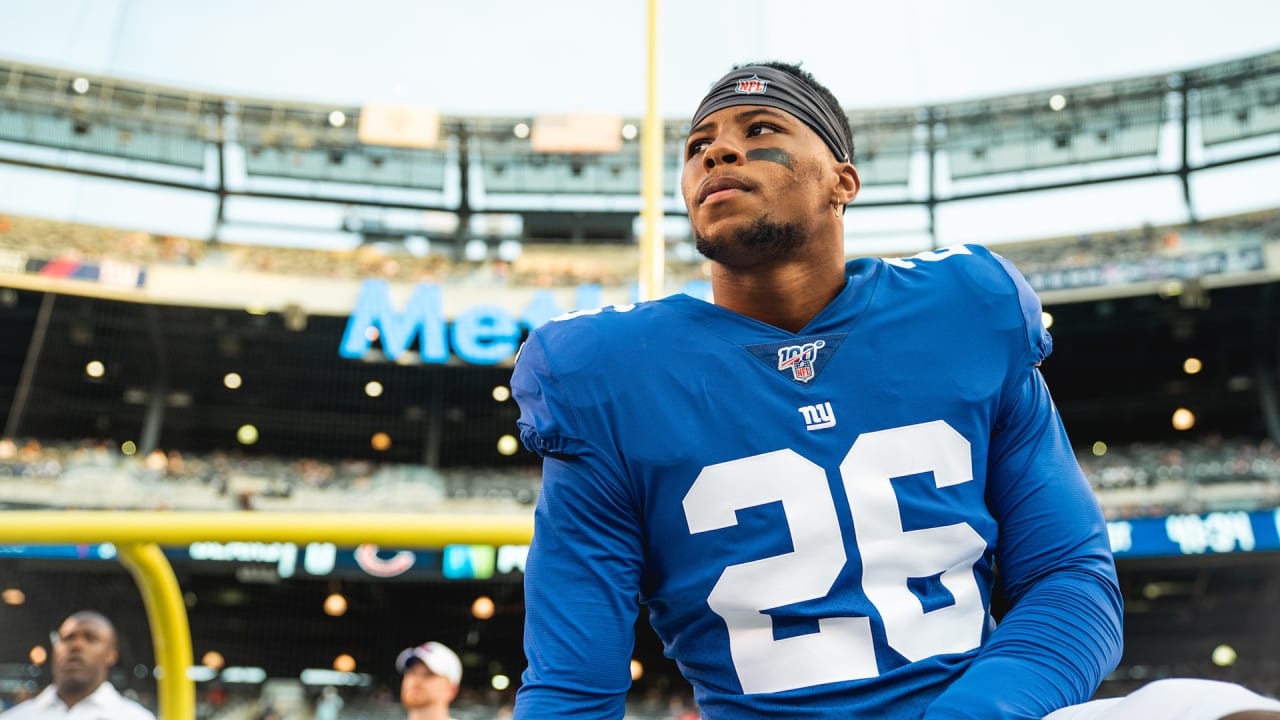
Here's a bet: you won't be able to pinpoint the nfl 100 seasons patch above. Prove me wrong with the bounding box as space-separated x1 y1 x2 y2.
745 333 846 384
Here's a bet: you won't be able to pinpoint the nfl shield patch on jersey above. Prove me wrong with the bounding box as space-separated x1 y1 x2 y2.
745 333 846 384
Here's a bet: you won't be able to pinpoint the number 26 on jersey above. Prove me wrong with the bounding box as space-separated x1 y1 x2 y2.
683 420 987 694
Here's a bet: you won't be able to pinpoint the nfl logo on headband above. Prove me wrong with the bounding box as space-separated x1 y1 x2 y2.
735 75 767 95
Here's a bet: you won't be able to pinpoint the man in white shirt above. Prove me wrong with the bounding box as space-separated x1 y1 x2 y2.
0 610 154 720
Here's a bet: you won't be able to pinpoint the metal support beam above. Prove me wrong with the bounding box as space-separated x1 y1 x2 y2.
4 292 55 439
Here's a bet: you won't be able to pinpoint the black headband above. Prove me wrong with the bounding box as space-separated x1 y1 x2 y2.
690 65 851 162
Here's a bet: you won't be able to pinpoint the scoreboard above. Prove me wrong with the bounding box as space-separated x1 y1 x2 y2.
1108 509 1280 558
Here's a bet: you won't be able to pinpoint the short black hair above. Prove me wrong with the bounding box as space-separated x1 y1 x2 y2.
732 61 855 164
61 610 118 647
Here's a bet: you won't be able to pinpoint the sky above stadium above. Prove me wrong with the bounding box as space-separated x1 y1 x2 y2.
2 0 1279 116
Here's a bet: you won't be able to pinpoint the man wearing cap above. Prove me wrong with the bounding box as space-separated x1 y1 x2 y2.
395 641 462 720
1 610 155 719
510 61 1280 719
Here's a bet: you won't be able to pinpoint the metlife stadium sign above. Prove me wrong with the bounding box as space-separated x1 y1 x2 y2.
338 278 711 365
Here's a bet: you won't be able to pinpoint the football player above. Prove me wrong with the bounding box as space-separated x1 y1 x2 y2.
511 61 1280 720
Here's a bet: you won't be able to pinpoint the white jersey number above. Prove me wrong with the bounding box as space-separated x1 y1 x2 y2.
682 420 987 694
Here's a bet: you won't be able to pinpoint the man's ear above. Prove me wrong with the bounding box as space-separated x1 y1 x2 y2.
834 162 860 207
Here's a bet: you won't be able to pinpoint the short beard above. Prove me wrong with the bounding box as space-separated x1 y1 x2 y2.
694 218 805 267
53 673 97 699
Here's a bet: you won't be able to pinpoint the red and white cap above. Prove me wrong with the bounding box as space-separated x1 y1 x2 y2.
395 641 462 686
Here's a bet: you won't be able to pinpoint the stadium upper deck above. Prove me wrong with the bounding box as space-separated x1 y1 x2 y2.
0 49 1277 254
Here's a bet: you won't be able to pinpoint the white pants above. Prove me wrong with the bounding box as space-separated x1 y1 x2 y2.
1046 679 1280 720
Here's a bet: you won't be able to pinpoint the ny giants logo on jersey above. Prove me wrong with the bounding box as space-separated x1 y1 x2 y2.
735 75 768 94
777 339 825 383
798 401 836 431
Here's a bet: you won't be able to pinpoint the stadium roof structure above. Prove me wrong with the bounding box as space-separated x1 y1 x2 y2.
0 51 1278 247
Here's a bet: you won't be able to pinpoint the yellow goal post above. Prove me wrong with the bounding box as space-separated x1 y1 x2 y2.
0 511 534 720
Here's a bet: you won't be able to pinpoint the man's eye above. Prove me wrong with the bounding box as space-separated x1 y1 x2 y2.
687 140 710 157
747 123 779 137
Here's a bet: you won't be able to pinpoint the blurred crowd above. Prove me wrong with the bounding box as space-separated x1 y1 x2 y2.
994 208 1280 278
0 437 539 514
2 207 1277 291
0 213 703 289
1 435 1277 519
1082 435 1280 519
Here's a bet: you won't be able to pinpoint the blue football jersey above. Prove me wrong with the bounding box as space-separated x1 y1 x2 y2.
512 245 1122 720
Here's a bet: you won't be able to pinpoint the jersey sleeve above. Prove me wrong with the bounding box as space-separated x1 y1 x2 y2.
511 329 644 720
923 368 1123 720
978 246 1052 371
511 330 587 458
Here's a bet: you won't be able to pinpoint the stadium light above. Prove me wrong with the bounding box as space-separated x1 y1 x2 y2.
221 667 267 684
328 110 346 128
29 646 46 666
201 651 225 670
497 435 519 456
1049 94 1067 111
71 77 90 95
630 659 644 681
333 654 356 673
1040 311 1054 330
492 385 511 402
323 592 348 616
496 238 523 262
371 433 391 451
492 674 511 691
1183 357 1203 375
1211 644 1237 667
365 380 384 397
237 424 259 445
1171 408 1196 431
301 669 371 687
1091 441 1107 457
85 360 105 378
464 239 488 262
471 595 495 620
2 587 25 605
513 122 530 139
223 372 243 390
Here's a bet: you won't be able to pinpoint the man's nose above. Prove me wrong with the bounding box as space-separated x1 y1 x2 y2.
703 137 742 170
